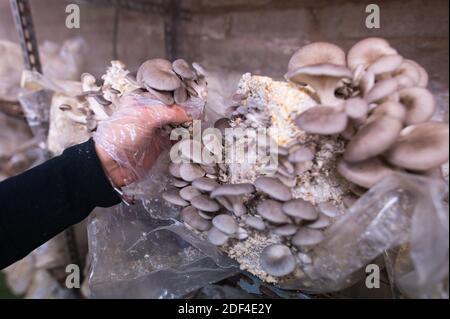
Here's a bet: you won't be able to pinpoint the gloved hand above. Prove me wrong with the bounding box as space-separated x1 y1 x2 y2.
93 92 191 188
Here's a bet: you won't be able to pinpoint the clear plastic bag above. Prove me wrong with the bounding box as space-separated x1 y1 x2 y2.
281 172 449 298
87 202 239 299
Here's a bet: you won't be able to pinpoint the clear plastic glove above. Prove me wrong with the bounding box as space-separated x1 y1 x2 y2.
93 92 191 188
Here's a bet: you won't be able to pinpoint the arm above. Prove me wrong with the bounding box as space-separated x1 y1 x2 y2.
0 139 121 269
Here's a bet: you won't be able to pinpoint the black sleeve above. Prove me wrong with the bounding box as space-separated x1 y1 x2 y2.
0 139 121 269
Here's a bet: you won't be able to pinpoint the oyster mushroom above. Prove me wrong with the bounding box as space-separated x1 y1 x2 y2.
273 224 298 237
260 244 296 277
306 214 331 229
210 183 255 198
146 86 175 105
81 73 110 121
244 216 266 231
286 64 352 105
169 163 182 178
407 60 429 88
318 202 341 218
344 114 403 162
294 106 348 135
172 59 195 80
373 101 406 121
192 177 219 192
288 146 315 163
207 226 229 246
365 78 399 103
282 198 319 221
292 228 324 247
181 206 212 231
172 178 189 188
254 177 292 202
367 54 404 76
398 87 436 125
179 186 201 201
174 83 188 104
179 163 205 182
162 190 189 207
212 214 238 235
137 58 181 91
190 194 220 212
386 122 449 171
257 200 291 224
338 158 394 188
393 59 421 89
288 42 346 71
347 37 397 70
344 97 369 120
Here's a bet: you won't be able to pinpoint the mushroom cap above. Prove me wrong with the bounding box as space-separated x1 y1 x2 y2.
386 122 449 171
365 78 399 103
306 214 331 229
210 183 255 198
174 84 188 104
254 177 292 201
317 202 341 218
288 42 346 71
286 64 352 85
295 161 313 175
244 216 266 231
338 158 394 188
294 106 348 135
179 163 205 182
212 214 238 235
256 200 291 224
367 54 403 75
347 37 398 70
407 60 429 88
192 177 219 192
393 59 421 89
292 228 325 247
171 178 189 188
168 163 182 178
288 146 315 163
190 194 221 212
181 206 212 231
273 224 298 236
282 198 318 220
162 189 189 207
398 87 436 125
260 244 296 277
344 114 403 162
179 186 202 201
207 226 229 246
344 97 369 120
137 59 181 91
373 101 406 121
146 86 175 105
172 59 195 80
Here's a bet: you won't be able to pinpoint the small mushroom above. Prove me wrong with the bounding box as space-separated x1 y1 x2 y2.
367 54 403 76
288 42 346 71
282 199 319 221
373 101 406 122
305 215 331 229
171 178 189 188
295 161 313 175
212 214 238 235
347 37 397 70
288 146 315 163
256 200 291 224
181 206 212 231
273 224 298 237
398 87 436 125
179 186 202 201
172 59 195 80
344 97 369 120
254 177 292 201
286 64 352 105
365 78 399 103
344 114 403 162
215 196 234 212
137 58 181 91
244 216 266 231
146 87 175 105
392 59 421 89
179 163 205 182
292 228 324 247
190 195 221 212
210 183 255 198
229 196 247 217
337 158 394 188
260 244 296 277
407 60 429 88
207 227 229 246
192 177 219 192
385 122 449 171
162 190 189 207
234 227 249 240
168 163 182 178
294 106 348 135
174 84 188 104
318 202 341 218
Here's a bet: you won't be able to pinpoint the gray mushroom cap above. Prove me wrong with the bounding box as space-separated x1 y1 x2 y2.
288 42 346 71
162 190 189 207
207 226 229 246
288 146 315 163
244 216 266 231
338 158 394 188
365 78 399 103
306 214 332 229
190 195 220 212
292 228 325 247
210 183 255 198
260 244 296 277
179 163 205 182
344 114 403 162
347 37 398 70
294 106 348 135
398 87 436 125
386 122 449 171
212 214 238 235
273 224 298 237
172 59 195 80
179 186 202 201
281 198 319 220
171 178 189 188
256 200 291 224
181 206 212 231
137 59 181 91
318 202 341 218
169 163 182 178
192 177 219 192
254 177 292 201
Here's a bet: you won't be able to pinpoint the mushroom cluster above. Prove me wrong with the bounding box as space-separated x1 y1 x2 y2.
286 38 449 190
